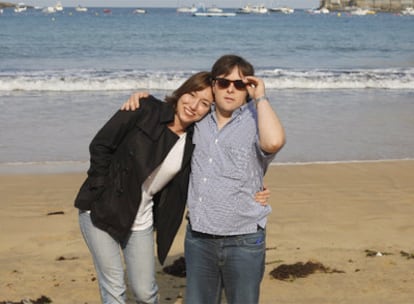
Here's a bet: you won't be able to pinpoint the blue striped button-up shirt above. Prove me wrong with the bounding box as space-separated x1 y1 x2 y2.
187 102 275 235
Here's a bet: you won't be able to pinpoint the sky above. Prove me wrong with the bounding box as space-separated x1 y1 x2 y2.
21 1 321 9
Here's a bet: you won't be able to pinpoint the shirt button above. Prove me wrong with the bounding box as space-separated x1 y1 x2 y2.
203 177 207 182
198 197 202 202
215 139 218 144
208 158 212 163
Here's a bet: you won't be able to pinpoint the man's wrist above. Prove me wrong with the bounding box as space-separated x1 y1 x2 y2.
254 95 268 104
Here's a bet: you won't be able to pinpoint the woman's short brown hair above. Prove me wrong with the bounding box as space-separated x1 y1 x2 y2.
165 71 212 107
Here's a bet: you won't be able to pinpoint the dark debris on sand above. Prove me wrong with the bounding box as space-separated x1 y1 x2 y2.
269 260 345 281
365 249 392 257
0 295 52 304
46 211 65 216
163 256 186 277
400 250 414 259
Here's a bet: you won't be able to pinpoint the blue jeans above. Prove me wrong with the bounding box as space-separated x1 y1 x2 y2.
184 224 266 304
79 211 158 304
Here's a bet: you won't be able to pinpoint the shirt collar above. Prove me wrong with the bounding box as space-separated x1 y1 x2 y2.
210 102 249 122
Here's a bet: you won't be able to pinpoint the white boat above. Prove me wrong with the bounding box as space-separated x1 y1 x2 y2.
236 5 252 14
14 3 27 13
177 5 198 13
350 8 375 15
236 4 268 14
308 7 330 14
207 5 223 13
54 1 63 11
320 7 330 14
251 4 268 13
269 7 294 14
193 12 236 17
0 9 3 14
75 5 88 12
42 6 56 13
401 7 414 15
133 8 147 14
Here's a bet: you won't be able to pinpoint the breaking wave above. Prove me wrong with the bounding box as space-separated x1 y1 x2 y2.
0 67 413 92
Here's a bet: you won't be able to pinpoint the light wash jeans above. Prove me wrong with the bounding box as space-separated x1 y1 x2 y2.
184 224 266 304
79 211 158 304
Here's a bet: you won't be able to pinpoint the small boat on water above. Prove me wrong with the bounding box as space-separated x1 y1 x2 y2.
401 7 414 15
269 7 294 14
193 12 236 17
236 4 268 14
54 1 63 11
133 8 147 14
350 8 375 15
236 5 251 14
103 8 112 14
75 5 88 12
307 7 330 14
14 3 27 13
42 6 56 13
206 5 223 13
192 4 230 16
177 5 198 13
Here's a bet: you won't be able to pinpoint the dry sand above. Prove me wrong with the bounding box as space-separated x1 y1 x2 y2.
1 160 414 303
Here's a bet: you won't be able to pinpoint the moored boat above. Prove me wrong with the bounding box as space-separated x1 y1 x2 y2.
133 8 147 14
350 8 375 15
177 5 198 13
54 1 63 12
207 5 223 13
236 4 268 14
42 6 56 13
401 7 414 15
75 5 88 12
269 7 294 14
193 12 236 17
307 7 330 14
14 3 27 13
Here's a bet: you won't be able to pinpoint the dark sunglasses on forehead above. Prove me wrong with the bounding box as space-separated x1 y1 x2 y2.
213 77 247 91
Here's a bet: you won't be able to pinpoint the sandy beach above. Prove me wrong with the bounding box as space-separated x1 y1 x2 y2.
1 160 414 304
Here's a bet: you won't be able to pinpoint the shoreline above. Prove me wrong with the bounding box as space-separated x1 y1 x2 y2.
1 157 414 175
1 160 414 303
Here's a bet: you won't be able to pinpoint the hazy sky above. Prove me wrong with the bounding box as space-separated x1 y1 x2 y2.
23 1 321 9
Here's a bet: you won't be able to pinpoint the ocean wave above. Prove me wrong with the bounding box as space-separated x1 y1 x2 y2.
0 68 413 91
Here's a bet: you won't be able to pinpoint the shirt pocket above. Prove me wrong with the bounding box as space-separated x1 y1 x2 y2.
220 145 249 180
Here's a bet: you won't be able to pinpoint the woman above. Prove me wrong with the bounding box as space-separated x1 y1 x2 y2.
74 71 214 304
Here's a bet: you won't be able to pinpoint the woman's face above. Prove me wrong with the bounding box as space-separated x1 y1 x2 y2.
175 87 213 127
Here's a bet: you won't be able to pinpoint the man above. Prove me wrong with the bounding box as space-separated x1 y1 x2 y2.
184 55 285 304
123 55 285 303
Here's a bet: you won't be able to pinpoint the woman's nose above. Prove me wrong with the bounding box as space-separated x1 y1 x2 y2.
189 100 199 109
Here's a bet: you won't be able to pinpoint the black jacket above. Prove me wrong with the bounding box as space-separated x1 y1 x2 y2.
74 96 194 264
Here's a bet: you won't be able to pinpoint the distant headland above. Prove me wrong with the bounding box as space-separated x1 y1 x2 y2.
320 0 414 12
0 2 16 8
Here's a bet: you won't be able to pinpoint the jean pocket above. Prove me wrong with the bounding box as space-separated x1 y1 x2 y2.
242 230 266 249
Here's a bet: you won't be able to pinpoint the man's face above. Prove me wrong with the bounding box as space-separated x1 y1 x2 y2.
212 66 249 118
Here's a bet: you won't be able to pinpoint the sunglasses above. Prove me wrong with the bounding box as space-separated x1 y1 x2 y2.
213 78 247 91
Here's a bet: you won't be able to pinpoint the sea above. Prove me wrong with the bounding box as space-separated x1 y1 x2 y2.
1 7 413 173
